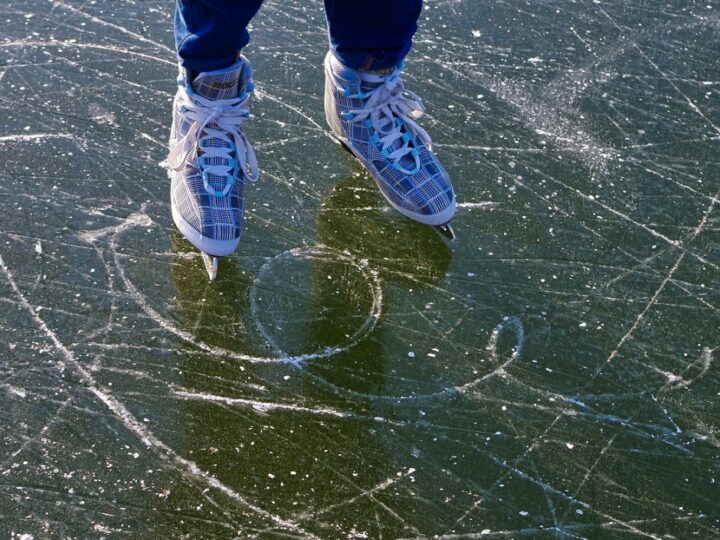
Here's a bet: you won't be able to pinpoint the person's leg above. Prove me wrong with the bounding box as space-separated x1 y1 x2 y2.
175 0 264 76
166 0 264 279
323 0 423 71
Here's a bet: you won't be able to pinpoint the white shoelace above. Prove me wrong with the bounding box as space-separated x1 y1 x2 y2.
338 70 432 175
161 87 259 198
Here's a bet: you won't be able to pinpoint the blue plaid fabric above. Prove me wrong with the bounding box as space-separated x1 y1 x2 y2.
167 57 256 255
324 52 455 225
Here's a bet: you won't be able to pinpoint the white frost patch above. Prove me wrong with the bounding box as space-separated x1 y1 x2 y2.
456 201 498 209
4 385 27 398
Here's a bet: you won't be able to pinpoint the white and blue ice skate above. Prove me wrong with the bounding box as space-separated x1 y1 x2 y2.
324 52 456 240
162 56 259 280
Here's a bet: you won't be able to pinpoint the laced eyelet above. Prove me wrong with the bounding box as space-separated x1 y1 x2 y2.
202 171 234 198
330 66 432 178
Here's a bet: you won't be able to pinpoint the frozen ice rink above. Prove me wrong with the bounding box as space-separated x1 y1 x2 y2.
1 0 719 537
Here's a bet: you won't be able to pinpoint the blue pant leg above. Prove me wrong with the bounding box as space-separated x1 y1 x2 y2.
323 0 423 70
175 0 265 75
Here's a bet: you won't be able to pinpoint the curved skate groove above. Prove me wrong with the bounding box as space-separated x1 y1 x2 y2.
0 254 315 537
248 245 383 364
299 316 526 403
108 210 522 403
108 212 383 366
656 347 715 394
455 316 525 394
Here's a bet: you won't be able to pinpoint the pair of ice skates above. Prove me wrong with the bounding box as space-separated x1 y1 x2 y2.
163 52 456 280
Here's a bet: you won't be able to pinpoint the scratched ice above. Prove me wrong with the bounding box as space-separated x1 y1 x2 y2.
1 0 719 538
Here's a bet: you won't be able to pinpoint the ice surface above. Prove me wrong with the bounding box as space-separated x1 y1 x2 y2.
1 0 719 538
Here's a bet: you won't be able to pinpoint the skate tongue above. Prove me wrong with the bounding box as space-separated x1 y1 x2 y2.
192 61 246 100
358 68 418 171
189 59 254 191
330 54 418 172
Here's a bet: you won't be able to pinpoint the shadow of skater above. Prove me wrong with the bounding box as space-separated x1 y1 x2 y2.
301 169 453 396
158 172 453 536
168 230 265 355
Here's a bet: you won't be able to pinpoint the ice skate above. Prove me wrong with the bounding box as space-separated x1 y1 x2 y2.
162 56 259 280
324 52 456 240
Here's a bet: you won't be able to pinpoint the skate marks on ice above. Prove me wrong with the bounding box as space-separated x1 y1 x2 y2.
0 254 316 538
108 209 384 366
1 198 537 537
1 0 720 538
108 205 524 403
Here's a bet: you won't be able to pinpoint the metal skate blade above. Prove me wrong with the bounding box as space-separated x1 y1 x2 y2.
435 222 456 241
339 139 354 155
201 252 218 281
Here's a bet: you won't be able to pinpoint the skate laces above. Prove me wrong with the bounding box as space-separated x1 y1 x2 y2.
162 86 259 198
337 68 432 175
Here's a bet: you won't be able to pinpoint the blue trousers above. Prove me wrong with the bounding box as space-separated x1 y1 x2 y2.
175 0 423 75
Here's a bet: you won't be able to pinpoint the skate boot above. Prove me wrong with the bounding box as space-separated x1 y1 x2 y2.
162 56 259 280
323 52 456 240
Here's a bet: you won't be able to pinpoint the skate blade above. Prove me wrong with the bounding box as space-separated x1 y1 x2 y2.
339 140 353 154
434 222 456 241
201 252 218 281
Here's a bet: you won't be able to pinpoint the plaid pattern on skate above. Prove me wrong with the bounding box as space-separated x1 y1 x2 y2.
170 154 245 242
325 56 455 219
191 66 244 101
168 59 253 245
